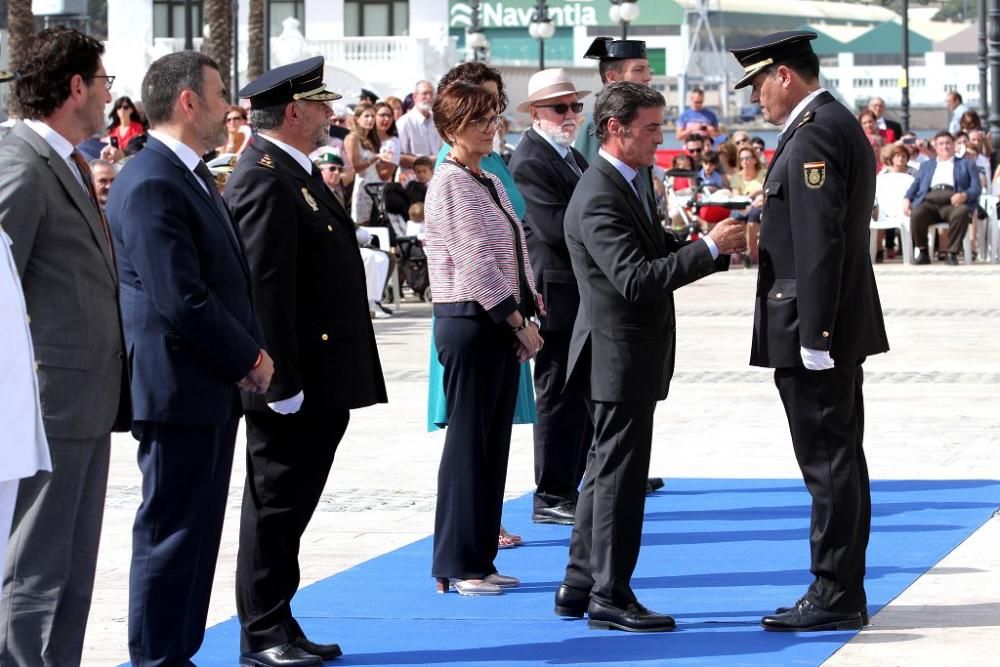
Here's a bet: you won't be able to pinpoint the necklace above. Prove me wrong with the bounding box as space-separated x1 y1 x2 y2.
448 153 482 176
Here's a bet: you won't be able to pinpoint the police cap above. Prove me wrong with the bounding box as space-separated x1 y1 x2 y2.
583 37 647 62
730 31 817 90
239 56 341 108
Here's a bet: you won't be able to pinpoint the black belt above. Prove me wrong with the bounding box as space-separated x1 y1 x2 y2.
929 184 955 192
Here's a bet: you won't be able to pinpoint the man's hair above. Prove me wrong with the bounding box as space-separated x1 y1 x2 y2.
432 80 502 143
413 155 434 170
594 81 664 144
249 104 288 132
700 150 719 166
88 158 115 172
436 62 508 114
12 27 104 120
949 91 964 104
954 130 969 141
763 53 820 85
142 51 220 126
685 133 704 145
598 60 626 84
690 88 705 96
934 130 954 142
751 135 765 148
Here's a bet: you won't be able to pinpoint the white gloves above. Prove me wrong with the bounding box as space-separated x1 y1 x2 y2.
268 390 304 415
800 346 834 371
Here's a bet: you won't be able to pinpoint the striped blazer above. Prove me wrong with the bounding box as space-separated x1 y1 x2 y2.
425 161 538 322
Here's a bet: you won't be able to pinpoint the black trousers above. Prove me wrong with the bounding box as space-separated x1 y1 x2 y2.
128 416 239 667
532 330 593 510
774 362 870 613
432 315 519 580
237 403 350 651
562 400 655 606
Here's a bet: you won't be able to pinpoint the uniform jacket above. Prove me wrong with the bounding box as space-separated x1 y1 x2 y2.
753 91 889 368
0 121 130 439
225 135 387 412
107 136 264 425
509 127 589 333
904 156 981 211
565 155 728 403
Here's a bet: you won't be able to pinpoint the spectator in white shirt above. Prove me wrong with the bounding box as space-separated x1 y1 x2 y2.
396 80 441 167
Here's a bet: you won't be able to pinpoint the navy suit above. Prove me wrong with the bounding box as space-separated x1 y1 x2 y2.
905 156 980 255
107 136 264 666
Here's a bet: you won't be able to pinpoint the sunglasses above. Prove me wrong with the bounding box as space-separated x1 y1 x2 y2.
739 155 756 161
535 102 584 115
321 166 342 173
686 147 703 154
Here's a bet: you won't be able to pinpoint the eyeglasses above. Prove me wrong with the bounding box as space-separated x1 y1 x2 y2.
739 155 756 161
93 75 115 91
468 115 503 133
686 147 702 154
535 102 584 115
321 166 342 173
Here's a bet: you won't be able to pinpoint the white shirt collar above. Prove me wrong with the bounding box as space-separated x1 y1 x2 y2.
260 133 313 174
22 119 75 160
599 148 638 185
937 157 954 165
148 129 203 173
779 88 827 137
532 126 569 158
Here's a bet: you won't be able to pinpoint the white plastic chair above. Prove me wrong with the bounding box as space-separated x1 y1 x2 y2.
871 171 914 264
978 194 1000 263
366 226 401 306
928 221 974 264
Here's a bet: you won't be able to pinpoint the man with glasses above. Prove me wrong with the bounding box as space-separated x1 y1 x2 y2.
225 57 386 667
684 135 704 159
509 69 593 528
0 28 130 666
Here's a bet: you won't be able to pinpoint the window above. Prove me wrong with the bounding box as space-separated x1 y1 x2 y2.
879 78 896 88
270 0 305 37
153 0 203 39
966 83 979 93
827 78 840 88
944 84 958 93
345 0 409 37
853 78 872 88
911 78 926 88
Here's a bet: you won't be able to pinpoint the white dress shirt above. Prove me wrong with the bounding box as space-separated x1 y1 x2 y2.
930 158 956 189
148 129 210 194
396 108 442 156
260 133 313 174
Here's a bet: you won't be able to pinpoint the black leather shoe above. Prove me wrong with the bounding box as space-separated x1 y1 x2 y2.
775 600 869 626
645 478 664 494
762 599 865 632
554 584 590 618
294 636 343 660
240 643 323 667
914 251 931 265
533 503 575 525
587 598 676 632
945 252 959 265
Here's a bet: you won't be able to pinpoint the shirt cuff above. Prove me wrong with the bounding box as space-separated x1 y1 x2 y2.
702 235 720 260
800 346 835 371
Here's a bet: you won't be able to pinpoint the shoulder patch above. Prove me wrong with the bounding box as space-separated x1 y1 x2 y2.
258 154 275 169
803 161 826 189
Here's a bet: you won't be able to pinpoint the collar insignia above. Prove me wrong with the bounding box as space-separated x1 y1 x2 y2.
301 187 319 212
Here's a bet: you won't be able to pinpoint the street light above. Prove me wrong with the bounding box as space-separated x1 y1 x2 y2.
528 1 556 70
609 0 640 40
467 0 490 62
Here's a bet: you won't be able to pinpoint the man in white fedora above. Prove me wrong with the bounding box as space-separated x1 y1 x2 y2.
509 68 593 528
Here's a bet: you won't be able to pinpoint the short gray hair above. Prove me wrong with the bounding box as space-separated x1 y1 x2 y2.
594 82 665 144
142 51 219 126
249 103 288 132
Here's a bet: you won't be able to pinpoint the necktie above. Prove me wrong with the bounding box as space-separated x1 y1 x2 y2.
564 150 583 178
69 151 114 259
632 171 656 227
193 161 240 244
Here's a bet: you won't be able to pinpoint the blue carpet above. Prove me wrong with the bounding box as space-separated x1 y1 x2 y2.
184 478 1000 666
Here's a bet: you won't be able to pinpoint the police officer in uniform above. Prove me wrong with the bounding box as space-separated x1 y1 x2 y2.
729 32 889 632
225 57 388 666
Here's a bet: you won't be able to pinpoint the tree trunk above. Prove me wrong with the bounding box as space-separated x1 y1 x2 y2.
248 0 264 80
7 0 35 114
203 0 233 99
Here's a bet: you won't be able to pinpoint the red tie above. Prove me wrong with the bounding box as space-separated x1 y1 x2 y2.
70 151 115 260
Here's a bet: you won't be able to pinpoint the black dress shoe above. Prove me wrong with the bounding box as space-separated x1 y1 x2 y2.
587 598 676 632
945 252 959 265
240 643 323 667
554 584 590 618
533 503 575 525
645 478 664 494
294 636 343 660
775 600 869 626
913 251 931 265
761 599 865 632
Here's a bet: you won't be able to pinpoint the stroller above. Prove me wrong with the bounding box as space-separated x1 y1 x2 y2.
364 182 430 300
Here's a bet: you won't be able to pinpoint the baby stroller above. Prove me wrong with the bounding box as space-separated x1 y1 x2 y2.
365 182 430 301
664 168 751 242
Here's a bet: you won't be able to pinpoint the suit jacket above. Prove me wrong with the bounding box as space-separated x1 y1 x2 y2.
509 127 589 333
225 135 387 412
904 155 981 211
565 155 728 403
752 91 889 369
0 121 129 440
107 136 264 425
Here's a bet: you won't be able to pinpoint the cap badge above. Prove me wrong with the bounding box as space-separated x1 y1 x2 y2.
804 161 826 189
301 187 319 212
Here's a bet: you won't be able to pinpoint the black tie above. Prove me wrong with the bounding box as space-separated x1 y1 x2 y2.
193 161 239 242
564 150 583 178
632 171 656 227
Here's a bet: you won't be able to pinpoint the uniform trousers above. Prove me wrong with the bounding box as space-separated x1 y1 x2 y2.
128 417 239 667
910 188 971 253
532 330 592 510
0 435 110 667
562 400 655 606
237 403 349 652
432 314 520 580
774 361 871 613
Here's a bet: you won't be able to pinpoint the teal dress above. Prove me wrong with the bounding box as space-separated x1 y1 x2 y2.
427 145 537 431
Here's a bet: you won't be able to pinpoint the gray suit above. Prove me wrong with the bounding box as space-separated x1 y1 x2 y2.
0 121 128 666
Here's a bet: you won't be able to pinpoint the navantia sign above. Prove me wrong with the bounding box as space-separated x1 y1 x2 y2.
450 0 599 29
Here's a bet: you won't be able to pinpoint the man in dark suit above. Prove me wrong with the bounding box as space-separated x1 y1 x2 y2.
106 51 273 666
0 28 131 667
867 97 902 142
555 82 744 632
509 68 592 526
225 57 387 667
903 131 980 265
730 31 890 631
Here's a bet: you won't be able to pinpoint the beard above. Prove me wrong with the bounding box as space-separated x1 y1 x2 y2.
197 115 228 151
416 101 433 114
539 121 578 147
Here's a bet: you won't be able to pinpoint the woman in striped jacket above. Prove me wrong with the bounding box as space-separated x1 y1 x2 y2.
425 80 544 596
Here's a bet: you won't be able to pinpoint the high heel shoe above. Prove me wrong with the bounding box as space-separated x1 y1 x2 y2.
484 572 519 588
435 577 503 596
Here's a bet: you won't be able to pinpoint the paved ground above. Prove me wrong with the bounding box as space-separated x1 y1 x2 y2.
82 262 1000 666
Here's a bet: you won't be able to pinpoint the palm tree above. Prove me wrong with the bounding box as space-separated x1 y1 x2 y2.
248 0 264 80
6 0 34 114
203 0 232 98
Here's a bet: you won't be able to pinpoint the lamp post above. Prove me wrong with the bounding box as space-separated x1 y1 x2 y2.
467 0 489 62
988 0 1000 149
979 0 989 118
528 1 555 71
902 0 910 133
609 0 641 40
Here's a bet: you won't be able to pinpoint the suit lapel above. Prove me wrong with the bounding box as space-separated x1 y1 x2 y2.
594 156 664 256
527 128 580 186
